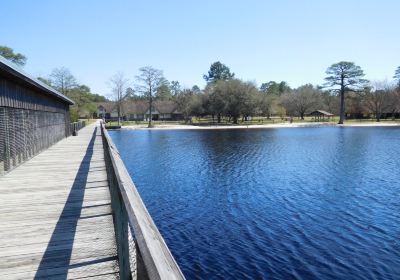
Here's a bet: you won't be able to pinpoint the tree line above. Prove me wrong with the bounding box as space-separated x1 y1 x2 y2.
39 67 107 122
111 61 400 127
2 45 400 125
0 45 107 121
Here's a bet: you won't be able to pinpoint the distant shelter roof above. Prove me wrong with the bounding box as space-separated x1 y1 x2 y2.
309 110 334 117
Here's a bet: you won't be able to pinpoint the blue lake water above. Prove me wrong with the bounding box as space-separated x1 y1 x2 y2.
109 127 400 280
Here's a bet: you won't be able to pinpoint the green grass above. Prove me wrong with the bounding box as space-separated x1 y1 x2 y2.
341 118 400 123
105 120 186 127
104 117 400 128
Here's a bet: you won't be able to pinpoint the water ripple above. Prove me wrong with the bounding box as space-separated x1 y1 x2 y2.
110 127 400 279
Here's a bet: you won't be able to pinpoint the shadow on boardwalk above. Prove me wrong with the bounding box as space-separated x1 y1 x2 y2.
34 128 98 279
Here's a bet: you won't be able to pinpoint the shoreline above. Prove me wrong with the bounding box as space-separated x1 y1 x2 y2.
116 122 400 130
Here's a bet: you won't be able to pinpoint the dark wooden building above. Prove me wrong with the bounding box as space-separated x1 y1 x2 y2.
0 56 74 174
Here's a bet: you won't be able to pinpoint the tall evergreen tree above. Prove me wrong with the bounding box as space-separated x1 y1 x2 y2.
324 62 368 124
0 46 27 66
203 61 235 83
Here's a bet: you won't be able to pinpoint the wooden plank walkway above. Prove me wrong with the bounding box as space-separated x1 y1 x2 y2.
0 121 119 279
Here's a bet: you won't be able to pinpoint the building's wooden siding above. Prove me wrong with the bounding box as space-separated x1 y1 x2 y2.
0 77 69 113
0 76 71 175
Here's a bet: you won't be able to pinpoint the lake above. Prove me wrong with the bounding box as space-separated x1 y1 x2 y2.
109 127 400 280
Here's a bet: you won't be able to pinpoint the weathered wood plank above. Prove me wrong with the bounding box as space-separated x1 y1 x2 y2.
3 259 119 280
0 122 119 279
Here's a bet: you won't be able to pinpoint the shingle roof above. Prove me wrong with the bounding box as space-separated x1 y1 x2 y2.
122 100 149 114
96 100 181 114
153 100 178 114
96 102 116 112
0 55 74 105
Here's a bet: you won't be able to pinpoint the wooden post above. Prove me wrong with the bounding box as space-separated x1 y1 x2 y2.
136 241 150 280
103 132 132 280
116 194 132 280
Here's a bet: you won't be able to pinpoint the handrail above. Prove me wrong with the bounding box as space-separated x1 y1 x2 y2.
69 120 86 136
100 122 185 280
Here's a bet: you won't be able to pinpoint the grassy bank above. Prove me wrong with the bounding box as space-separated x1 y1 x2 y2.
105 117 400 128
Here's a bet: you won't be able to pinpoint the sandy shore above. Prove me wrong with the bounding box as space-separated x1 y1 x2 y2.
118 122 400 130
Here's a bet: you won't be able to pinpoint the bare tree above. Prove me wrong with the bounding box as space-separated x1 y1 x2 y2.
135 66 164 128
319 87 340 115
50 67 77 96
346 92 365 119
363 81 394 121
280 84 321 120
258 93 277 119
175 89 195 123
109 72 129 126
390 88 400 119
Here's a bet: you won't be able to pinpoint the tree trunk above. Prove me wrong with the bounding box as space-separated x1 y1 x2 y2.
300 112 304 120
217 113 221 123
233 116 238 124
117 102 121 126
338 85 345 124
376 110 380 122
148 96 153 128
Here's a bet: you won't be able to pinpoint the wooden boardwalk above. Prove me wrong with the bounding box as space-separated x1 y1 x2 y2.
0 122 119 279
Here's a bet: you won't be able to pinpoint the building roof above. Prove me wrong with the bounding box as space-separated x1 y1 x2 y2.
123 100 148 114
97 100 182 115
309 110 334 116
0 55 74 105
153 100 178 114
96 101 116 112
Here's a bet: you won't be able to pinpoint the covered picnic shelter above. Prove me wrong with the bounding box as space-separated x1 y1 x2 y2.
309 110 334 121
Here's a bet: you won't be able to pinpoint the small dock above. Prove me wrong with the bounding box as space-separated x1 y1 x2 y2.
0 122 119 279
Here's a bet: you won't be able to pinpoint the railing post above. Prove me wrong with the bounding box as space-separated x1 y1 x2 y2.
112 187 132 279
119 203 132 279
102 125 132 280
136 241 149 279
100 123 185 280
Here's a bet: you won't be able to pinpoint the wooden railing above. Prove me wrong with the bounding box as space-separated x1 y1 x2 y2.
68 120 86 136
100 122 185 280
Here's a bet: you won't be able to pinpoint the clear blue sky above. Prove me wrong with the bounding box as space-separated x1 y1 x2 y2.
1 0 399 96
